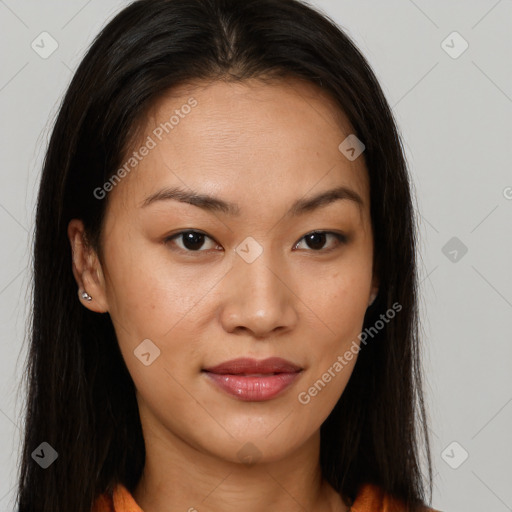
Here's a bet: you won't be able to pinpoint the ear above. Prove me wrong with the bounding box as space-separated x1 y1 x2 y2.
368 274 379 307
67 219 109 313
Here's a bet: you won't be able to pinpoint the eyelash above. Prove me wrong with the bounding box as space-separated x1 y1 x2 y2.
163 230 348 255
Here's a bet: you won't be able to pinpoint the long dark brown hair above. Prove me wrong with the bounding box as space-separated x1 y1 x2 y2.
16 0 433 510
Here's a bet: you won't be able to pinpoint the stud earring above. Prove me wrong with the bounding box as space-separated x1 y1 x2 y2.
79 288 92 302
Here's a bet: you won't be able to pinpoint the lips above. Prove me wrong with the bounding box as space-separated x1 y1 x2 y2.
203 357 302 375
202 357 303 401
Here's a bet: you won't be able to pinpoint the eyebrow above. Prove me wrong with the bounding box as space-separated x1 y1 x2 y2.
141 184 363 216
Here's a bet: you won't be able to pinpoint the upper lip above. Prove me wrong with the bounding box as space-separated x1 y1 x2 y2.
203 357 302 375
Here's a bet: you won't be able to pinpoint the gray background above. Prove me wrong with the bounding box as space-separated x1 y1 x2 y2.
1 1 511 510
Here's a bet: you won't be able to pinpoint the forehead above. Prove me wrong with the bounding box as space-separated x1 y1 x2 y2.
109 78 369 216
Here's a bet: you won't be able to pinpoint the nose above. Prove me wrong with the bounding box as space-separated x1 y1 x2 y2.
218 247 298 339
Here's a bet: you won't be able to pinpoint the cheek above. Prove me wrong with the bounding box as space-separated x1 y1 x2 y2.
327 274 370 337
300 258 372 341
102 235 222 341
294 258 371 397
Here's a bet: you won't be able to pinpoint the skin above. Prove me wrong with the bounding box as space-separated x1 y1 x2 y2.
68 78 379 512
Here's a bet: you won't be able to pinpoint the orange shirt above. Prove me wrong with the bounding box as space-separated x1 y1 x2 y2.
92 482 440 511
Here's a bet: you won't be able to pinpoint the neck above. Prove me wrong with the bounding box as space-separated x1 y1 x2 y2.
132 420 349 512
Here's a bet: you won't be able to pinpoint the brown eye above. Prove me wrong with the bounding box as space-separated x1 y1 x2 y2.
293 231 347 252
164 230 347 255
165 231 220 252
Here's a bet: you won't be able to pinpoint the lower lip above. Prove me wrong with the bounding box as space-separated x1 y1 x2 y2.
204 372 301 401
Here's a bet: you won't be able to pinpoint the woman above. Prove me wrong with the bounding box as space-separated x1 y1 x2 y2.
16 0 438 511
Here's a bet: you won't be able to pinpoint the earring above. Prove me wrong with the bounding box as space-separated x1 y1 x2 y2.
79 288 92 302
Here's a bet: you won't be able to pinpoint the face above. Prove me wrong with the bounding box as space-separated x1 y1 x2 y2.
70 78 378 465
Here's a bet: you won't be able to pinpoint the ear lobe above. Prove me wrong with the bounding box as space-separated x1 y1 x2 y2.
81 266 109 312
68 219 109 313
368 275 379 307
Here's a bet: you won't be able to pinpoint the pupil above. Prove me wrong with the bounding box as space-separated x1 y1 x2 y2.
183 232 204 251
306 232 326 250
180 232 328 251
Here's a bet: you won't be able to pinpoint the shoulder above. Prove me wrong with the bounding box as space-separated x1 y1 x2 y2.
351 482 441 512
91 491 115 512
92 483 143 512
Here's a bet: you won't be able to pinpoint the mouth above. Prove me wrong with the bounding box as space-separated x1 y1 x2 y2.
202 357 303 402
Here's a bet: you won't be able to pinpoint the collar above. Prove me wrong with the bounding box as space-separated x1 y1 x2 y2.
93 480 434 511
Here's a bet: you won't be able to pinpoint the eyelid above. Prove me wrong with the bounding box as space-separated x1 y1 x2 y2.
292 231 348 252
164 230 220 253
164 229 348 254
